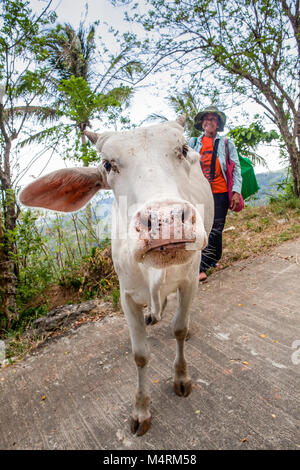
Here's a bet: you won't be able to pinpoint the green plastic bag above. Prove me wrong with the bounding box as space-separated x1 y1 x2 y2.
238 151 260 200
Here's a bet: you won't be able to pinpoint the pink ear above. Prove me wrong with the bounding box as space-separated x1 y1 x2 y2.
19 167 109 212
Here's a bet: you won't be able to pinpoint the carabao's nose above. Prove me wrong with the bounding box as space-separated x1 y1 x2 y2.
135 201 196 246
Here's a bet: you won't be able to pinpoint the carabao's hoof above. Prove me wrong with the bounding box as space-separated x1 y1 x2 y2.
145 314 158 326
130 417 151 436
174 379 192 397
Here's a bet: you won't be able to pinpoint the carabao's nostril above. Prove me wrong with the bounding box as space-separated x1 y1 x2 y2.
137 210 154 233
181 204 191 224
138 211 149 229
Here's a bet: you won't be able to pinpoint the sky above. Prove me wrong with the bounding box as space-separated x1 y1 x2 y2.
18 0 286 186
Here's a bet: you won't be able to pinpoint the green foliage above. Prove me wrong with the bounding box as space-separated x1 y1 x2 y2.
167 87 205 139
0 0 56 81
227 118 279 166
227 119 279 155
63 132 99 165
14 69 49 98
18 19 135 169
111 288 120 307
57 76 131 125
43 21 97 82
274 170 295 200
10 304 49 334
268 170 300 213
15 210 54 307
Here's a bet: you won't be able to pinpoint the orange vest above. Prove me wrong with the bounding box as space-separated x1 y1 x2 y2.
200 136 228 193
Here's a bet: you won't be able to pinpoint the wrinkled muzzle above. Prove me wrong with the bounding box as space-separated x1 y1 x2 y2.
128 199 207 268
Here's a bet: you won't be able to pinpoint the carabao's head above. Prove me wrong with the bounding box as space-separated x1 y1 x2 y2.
19 116 208 268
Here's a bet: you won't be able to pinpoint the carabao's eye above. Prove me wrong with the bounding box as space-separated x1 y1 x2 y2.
103 160 112 173
182 144 188 158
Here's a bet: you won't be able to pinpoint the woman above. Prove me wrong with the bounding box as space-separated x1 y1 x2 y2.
189 106 242 281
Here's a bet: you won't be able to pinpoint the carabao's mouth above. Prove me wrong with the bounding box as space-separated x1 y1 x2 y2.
146 240 195 253
141 242 195 268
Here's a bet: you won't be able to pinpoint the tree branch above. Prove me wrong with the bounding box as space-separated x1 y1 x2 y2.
7 0 53 50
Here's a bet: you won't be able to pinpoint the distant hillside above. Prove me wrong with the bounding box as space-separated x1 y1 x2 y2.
249 168 288 206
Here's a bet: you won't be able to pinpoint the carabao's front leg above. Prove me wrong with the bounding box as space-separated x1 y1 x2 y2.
172 280 197 397
122 291 151 436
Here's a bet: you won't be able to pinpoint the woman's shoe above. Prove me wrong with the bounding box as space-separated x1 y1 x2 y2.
215 263 223 271
199 272 207 282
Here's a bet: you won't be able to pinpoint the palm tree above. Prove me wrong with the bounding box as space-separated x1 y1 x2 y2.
142 88 204 139
167 89 203 139
45 22 100 235
47 23 95 83
44 20 134 137
24 21 134 239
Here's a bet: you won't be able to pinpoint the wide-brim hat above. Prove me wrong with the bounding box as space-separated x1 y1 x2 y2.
194 106 226 132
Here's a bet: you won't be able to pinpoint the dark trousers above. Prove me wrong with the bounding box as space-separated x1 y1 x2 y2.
200 192 229 273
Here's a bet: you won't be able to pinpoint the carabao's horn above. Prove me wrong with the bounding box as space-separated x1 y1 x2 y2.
176 113 186 128
84 130 100 144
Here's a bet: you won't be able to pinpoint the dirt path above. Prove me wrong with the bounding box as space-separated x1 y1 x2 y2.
0 239 299 450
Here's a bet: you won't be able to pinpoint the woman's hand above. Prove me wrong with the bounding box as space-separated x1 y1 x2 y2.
230 192 241 211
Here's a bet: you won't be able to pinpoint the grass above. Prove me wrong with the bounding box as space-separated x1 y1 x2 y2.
221 198 300 267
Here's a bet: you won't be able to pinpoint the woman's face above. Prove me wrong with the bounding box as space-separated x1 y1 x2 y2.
202 113 219 137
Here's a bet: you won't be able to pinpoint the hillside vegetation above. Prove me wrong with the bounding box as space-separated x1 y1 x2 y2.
251 168 288 206
222 197 300 266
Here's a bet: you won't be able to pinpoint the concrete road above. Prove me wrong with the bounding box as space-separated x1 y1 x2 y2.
0 239 299 450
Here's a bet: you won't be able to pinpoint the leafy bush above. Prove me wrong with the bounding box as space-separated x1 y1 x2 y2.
269 171 300 215
15 210 55 308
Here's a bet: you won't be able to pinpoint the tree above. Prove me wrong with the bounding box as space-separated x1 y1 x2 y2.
18 19 139 165
123 0 300 195
43 20 137 147
0 0 56 327
227 119 279 166
26 20 137 239
167 88 204 139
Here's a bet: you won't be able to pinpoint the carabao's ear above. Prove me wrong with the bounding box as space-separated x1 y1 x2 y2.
19 167 110 213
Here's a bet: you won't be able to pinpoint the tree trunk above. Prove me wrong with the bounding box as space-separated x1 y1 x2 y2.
276 112 300 197
80 129 93 251
0 188 18 328
290 149 300 197
0 137 19 328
